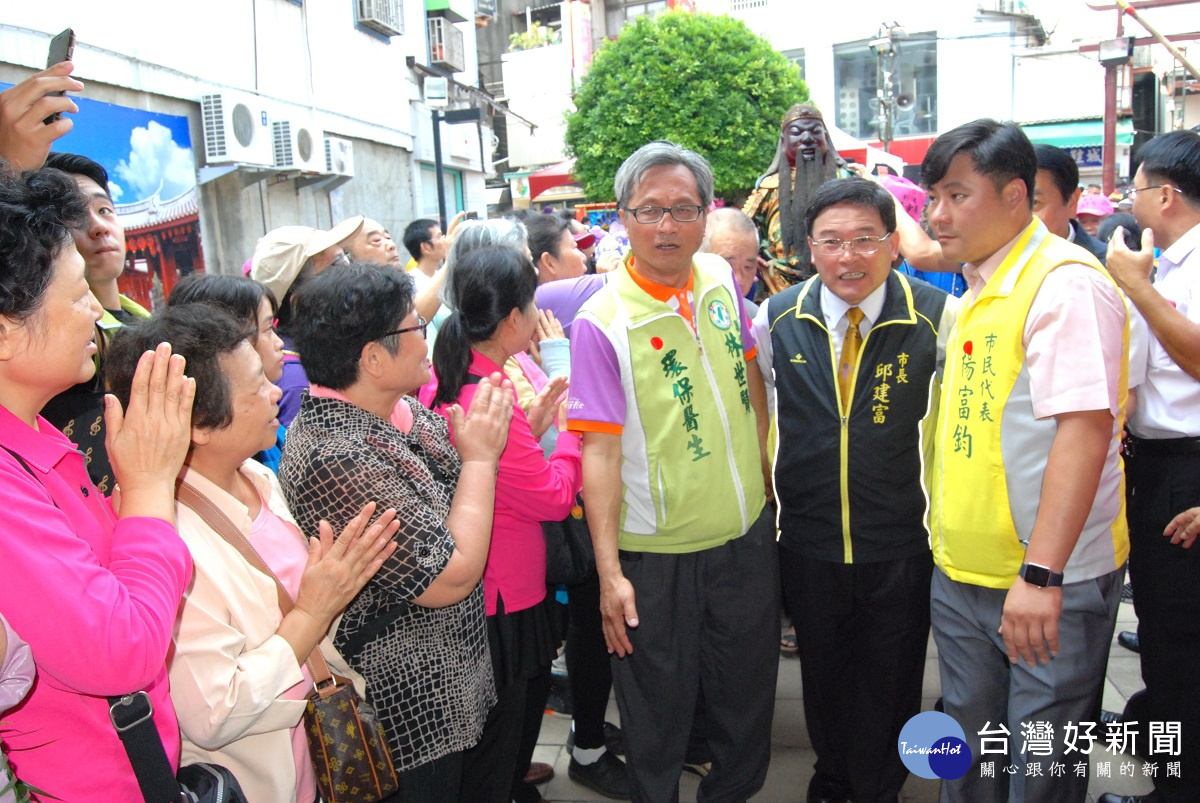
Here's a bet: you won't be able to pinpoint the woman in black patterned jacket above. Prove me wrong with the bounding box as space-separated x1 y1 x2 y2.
277 263 513 801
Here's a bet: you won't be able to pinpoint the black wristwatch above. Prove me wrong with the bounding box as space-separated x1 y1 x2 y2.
1019 562 1064 588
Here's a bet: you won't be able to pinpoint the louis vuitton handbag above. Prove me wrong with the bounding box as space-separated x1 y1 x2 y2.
176 483 399 803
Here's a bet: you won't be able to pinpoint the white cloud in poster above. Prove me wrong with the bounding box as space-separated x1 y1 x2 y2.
114 121 195 201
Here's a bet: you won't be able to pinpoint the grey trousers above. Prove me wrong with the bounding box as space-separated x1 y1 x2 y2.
931 566 1124 803
612 507 779 803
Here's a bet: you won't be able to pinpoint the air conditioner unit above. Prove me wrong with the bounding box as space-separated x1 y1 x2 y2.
357 0 404 37
200 92 273 166
325 137 355 177
272 116 325 173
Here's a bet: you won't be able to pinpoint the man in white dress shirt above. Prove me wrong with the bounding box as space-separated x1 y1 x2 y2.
1103 129 1200 803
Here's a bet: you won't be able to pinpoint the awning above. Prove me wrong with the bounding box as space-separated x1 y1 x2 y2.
1020 119 1135 149
528 158 577 200
828 124 906 173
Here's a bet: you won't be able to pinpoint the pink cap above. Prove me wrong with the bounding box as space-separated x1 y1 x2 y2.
1076 194 1114 218
879 174 927 224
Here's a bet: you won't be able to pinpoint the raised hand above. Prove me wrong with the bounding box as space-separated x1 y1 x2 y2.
449 372 514 466
0 62 83 170
294 503 400 624
526 376 569 440
104 343 195 522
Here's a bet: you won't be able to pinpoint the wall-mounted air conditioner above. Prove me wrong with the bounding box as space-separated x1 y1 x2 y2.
357 0 404 36
200 91 273 166
325 137 356 177
272 116 325 173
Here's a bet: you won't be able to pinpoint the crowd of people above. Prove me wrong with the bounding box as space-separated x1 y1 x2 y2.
1 57 1199 803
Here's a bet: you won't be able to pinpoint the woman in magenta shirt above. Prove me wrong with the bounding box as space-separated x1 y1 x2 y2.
431 246 581 803
0 168 195 800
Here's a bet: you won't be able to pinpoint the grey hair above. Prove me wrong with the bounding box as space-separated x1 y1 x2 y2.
437 217 530 310
701 207 758 252
613 141 715 209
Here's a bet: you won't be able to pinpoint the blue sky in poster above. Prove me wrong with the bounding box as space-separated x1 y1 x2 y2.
0 82 196 204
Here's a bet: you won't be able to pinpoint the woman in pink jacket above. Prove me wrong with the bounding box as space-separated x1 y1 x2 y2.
431 246 582 803
0 167 195 800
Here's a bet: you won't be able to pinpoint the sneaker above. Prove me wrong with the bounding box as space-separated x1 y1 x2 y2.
551 652 568 677
567 722 626 757
1121 582 1134 603
569 752 632 800
682 760 711 778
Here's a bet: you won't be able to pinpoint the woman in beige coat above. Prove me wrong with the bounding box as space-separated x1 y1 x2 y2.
107 304 398 803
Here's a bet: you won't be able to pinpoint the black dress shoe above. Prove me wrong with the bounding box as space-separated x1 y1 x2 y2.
1118 630 1141 653
1097 793 1162 803
567 721 625 756
806 773 850 803
569 752 632 800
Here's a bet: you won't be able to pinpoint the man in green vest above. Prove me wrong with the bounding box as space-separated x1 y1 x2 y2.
567 141 777 802
923 120 1131 802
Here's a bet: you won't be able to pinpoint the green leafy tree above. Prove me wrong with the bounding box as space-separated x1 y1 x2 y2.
565 12 808 202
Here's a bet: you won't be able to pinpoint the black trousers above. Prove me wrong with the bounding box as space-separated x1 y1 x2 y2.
780 547 932 803
566 568 615 749
612 507 779 803
1126 444 1200 803
386 749 464 802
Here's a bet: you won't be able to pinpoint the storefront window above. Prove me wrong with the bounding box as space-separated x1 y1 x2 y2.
834 35 937 140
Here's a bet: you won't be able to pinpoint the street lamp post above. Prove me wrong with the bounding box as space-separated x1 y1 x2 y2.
870 22 904 154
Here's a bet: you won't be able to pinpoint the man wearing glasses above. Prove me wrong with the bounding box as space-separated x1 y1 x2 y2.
567 141 777 802
1102 129 1200 803
752 178 957 803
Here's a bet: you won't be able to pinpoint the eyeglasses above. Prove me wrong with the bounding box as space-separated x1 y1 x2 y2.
623 204 706 224
810 233 894 257
380 316 428 340
329 253 350 268
1127 184 1182 199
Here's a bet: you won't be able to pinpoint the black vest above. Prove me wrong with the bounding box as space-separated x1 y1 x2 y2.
766 271 949 563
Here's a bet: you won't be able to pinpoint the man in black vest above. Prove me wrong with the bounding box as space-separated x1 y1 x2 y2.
1032 144 1108 265
752 178 958 803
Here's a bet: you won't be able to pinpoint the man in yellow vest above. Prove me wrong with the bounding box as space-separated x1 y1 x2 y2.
567 141 776 802
923 120 1131 802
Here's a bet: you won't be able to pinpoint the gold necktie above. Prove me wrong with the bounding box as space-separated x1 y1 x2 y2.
838 307 865 412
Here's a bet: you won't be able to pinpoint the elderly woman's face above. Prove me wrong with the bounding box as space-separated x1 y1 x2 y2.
5 242 103 401
388 309 431 394
198 340 283 459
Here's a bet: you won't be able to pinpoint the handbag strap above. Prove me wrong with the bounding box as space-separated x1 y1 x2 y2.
175 480 335 689
0 445 184 802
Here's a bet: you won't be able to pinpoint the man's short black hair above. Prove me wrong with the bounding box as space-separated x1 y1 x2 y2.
107 304 255 432
0 165 89 324
1033 144 1080 205
402 218 439 261
921 119 1036 207
291 261 415 390
803 178 898 238
1137 130 1200 206
44 152 111 198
